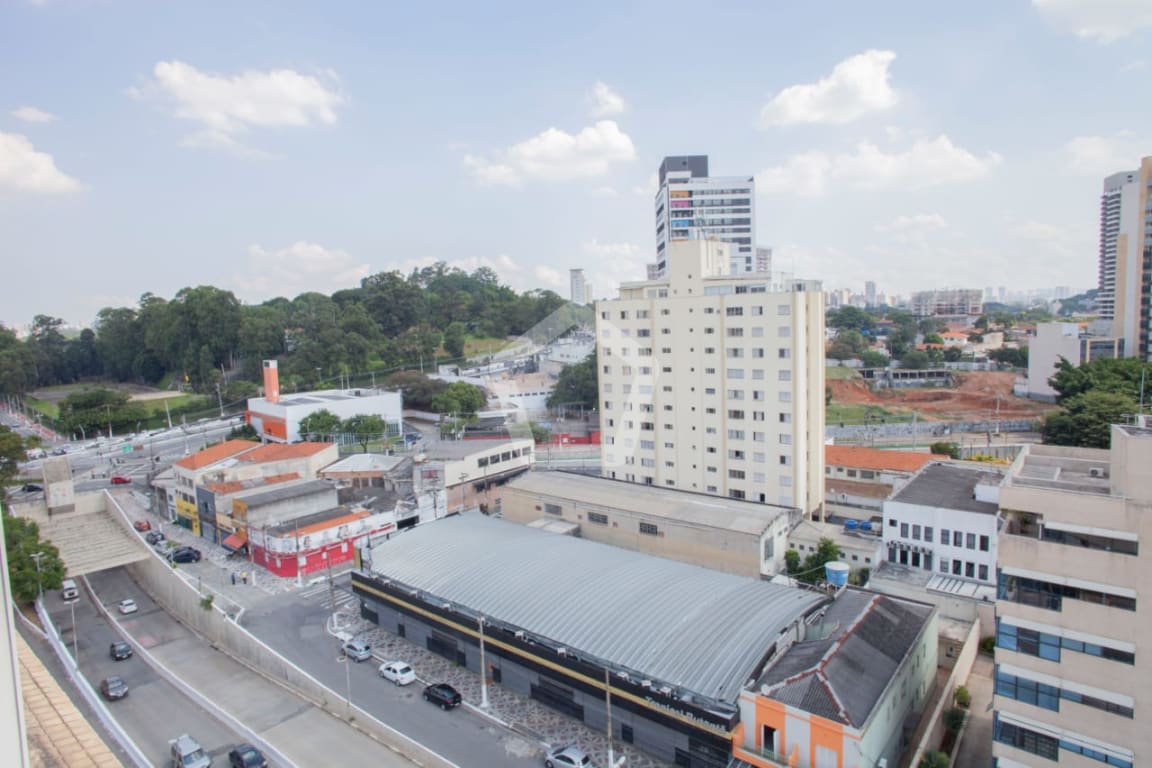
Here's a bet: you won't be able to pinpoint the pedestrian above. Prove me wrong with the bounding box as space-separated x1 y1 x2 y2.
231 572 236 585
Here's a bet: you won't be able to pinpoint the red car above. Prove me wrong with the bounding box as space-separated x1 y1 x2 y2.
110 476 132 485
133 519 151 532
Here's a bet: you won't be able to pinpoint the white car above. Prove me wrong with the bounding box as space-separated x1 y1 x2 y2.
378 660 416 685
117 599 138 615
342 640 372 662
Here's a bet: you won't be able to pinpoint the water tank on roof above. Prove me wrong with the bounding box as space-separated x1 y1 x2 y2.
825 561 850 588
859 521 873 532
844 520 860 531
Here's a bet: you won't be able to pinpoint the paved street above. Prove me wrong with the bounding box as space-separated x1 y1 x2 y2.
953 654 994 768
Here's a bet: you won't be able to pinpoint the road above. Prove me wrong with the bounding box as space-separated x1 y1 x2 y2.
243 578 544 768
42 571 252 767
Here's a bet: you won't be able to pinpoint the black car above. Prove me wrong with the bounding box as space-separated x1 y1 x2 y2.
227 743 268 768
422 682 462 710
109 641 133 661
21 483 42 493
145 530 166 545
168 546 202 563
99 676 129 701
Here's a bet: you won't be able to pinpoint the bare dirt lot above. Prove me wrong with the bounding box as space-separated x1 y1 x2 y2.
829 371 1056 422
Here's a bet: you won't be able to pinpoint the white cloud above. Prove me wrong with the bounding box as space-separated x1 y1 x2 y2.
591 185 619 198
588 81 625 117
132 60 343 151
759 50 899 126
1032 0 1152 43
631 172 658 197
0 131 80 194
232 242 370 301
533 265 567 290
1120 59 1147 73
582 239 640 258
464 120 636 186
875 214 949 233
1013 220 1068 240
1064 131 1148 175
11 106 56 124
758 136 1001 197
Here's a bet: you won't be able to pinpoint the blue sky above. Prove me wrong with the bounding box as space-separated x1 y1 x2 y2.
2 0 1150 327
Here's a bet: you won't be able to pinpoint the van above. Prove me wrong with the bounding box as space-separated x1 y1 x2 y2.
61 579 78 601
169 734 211 768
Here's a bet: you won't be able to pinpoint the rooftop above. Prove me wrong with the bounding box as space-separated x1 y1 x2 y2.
1008 443 1112 495
174 439 258 470
507 472 792 535
235 478 334 507
253 388 399 407
267 507 370 536
321 453 408 474
757 590 934 728
419 438 533 461
363 514 825 704
890 463 1002 514
236 442 335 463
204 472 300 496
825 445 943 474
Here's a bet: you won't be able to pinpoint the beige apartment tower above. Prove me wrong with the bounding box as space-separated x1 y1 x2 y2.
596 239 825 519
993 422 1152 768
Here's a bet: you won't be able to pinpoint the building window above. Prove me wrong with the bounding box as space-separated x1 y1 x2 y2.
639 522 659 536
998 572 1137 612
967 533 976 549
980 535 990 552
588 512 608 525
900 522 909 538
729 489 746 500
726 306 743 316
912 524 921 540
778 370 792 382
978 564 989 581
544 503 562 516
953 531 963 547
993 719 1059 760
940 528 950 545
998 619 1136 665
729 469 746 479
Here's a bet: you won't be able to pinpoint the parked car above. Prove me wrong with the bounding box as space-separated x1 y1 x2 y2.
99 676 129 701
21 483 43 492
50 447 68 456
168 547 202 563
133 519 151 532
110 475 132 485
109 641 133 661
117 599 138 615
545 745 593 768
227 743 268 768
145 530 166 545
342 639 372 662
422 682 462 710
170 734 211 768
378 660 416 685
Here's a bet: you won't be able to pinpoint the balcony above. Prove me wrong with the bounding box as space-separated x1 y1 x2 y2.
731 744 796 767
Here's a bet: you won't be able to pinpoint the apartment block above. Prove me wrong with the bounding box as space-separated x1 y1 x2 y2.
1097 157 1152 360
652 155 756 278
909 288 983 318
993 423 1152 768
596 239 825 519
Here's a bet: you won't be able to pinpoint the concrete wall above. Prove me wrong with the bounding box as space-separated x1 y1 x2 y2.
909 620 981 768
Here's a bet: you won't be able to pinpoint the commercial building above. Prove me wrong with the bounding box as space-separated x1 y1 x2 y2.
413 438 534 514
787 519 883 578
824 445 942 513
500 471 801 578
909 289 983 318
1027 322 1123 401
993 423 1152 768
597 239 825 519
1096 157 1152 360
883 463 1002 585
245 360 403 443
570 268 590 305
651 155 756 278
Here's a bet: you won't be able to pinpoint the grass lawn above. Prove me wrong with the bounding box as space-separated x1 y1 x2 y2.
463 337 513 358
24 397 60 419
826 403 913 425
825 365 861 380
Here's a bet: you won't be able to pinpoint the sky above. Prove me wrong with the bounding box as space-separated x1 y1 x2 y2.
1 0 1151 328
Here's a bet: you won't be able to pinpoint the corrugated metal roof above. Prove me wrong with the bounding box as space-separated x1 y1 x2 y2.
366 514 824 703
507 472 791 534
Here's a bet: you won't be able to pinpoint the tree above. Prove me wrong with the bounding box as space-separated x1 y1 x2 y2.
429 381 487 416
826 342 856 362
943 347 963 363
442 322 467 359
919 751 950 768
1042 390 1138 448
900 350 932 370
341 414 386 452
4 515 66 604
385 371 449 410
988 347 1027 368
547 352 598 410
298 409 343 441
1048 357 1145 403
929 441 961 459
923 333 944 345
787 538 844 584
826 306 875 332
0 425 27 488
859 350 888 368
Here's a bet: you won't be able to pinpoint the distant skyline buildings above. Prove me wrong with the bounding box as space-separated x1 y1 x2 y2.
1096 156 1151 360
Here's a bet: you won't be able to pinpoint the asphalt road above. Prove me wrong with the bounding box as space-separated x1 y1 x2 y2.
243 580 543 768
43 569 254 768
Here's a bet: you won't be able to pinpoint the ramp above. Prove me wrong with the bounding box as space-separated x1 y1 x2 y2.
13 493 150 577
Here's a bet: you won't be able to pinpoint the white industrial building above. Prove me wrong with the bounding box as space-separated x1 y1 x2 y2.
1027 322 1123 401
597 238 826 519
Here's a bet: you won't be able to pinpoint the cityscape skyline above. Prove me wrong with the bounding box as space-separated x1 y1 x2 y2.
1 1 1149 327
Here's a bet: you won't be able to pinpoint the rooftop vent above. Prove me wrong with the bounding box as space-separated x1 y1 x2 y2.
1089 467 1107 478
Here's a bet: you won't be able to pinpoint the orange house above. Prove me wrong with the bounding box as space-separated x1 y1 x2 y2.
732 591 937 768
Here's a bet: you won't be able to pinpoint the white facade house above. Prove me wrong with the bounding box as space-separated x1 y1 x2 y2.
597 238 826 519
246 388 403 444
651 155 756 278
413 438 535 513
883 463 1003 585
1027 322 1123 401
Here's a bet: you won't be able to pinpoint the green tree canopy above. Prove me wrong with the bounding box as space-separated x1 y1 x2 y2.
0 425 27 488
785 538 845 585
429 381 488 416
826 306 875 332
298 409 343 441
4 515 67 603
1042 390 1138 448
341 413 386 452
547 352 598 410
900 350 932 370
1048 357 1147 403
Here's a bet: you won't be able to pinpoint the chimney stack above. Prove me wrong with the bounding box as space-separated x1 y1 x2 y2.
263 360 280 403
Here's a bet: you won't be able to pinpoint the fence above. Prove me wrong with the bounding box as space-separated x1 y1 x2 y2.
827 418 1040 441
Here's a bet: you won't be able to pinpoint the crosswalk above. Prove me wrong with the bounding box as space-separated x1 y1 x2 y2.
298 582 359 611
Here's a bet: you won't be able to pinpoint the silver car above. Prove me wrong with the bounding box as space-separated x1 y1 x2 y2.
545 745 593 767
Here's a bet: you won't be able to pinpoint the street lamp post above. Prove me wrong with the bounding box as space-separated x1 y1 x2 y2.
69 599 78 662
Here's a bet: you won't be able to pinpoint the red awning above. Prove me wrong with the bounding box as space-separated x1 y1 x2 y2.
222 532 248 551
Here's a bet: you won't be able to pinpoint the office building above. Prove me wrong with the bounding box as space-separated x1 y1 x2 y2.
993 422 1152 768
652 155 756 278
909 289 983 318
1097 157 1152 360
569 268 588 305
1027 322 1123 401
865 281 877 308
597 239 825 519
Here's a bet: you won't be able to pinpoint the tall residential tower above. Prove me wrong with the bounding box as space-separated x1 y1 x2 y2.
1097 157 1152 360
651 155 757 279
597 239 825 519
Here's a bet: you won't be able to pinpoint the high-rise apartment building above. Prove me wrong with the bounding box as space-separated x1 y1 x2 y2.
993 423 1152 768
909 288 983 317
596 239 825 518
865 280 877 308
569 268 588 305
651 155 756 278
1097 157 1152 360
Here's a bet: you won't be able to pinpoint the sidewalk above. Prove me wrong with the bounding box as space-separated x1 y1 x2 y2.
953 654 994 768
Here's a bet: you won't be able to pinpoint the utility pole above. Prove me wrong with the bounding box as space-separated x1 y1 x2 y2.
605 666 616 768
215 382 224 418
